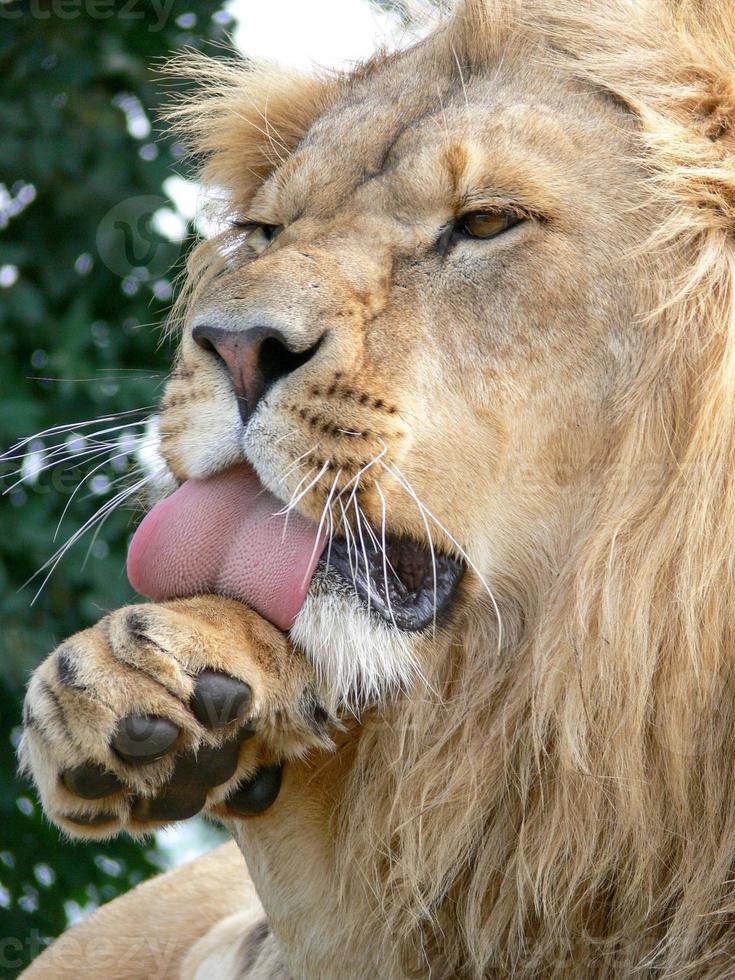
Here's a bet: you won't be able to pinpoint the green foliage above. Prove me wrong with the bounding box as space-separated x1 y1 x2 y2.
0 2 230 972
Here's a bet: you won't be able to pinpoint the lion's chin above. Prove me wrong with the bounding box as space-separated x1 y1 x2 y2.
290 563 430 710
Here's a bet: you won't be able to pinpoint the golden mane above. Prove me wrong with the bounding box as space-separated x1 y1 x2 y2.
331 2 735 976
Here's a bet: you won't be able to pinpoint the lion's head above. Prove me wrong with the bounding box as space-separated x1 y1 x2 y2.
145 0 735 974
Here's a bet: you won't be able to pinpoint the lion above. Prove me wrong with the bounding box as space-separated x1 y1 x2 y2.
16 0 735 976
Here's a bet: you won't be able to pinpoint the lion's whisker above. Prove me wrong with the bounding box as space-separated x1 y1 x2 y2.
98 463 146 495
271 425 300 449
3 408 153 457
378 459 439 636
3 433 122 471
280 465 316 542
2 419 152 487
360 511 382 552
356 510 401 583
338 497 358 584
2 441 127 496
54 448 139 542
322 468 343 574
337 444 389 512
28 373 163 384
354 497 373 618
373 480 430 685
276 444 319 488
374 481 401 632
275 459 330 518
80 466 148 569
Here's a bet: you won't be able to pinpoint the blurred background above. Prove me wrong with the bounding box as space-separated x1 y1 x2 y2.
0 0 412 972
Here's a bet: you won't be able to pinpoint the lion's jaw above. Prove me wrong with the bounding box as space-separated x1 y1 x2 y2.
151 29 650 709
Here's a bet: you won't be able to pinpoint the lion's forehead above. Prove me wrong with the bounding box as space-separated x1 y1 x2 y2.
254 65 634 231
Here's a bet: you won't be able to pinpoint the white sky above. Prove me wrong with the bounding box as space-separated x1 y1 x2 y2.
227 0 400 69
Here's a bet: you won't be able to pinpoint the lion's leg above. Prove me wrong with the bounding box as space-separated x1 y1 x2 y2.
20 842 259 980
18 596 338 977
18 596 380 978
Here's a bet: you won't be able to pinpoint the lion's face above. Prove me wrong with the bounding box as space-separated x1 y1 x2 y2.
153 40 650 700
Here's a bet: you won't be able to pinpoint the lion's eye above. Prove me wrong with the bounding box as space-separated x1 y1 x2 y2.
456 210 523 240
232 221 284 243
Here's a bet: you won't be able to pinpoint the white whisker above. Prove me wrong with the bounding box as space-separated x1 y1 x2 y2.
54 448 136 541
274 459 329 517
269 426 298 448
280 465 316 542
338 497 358 583
2 442 119 493
3 408 153 458
354 497 372 618
374 481 401 633
337 444 388 512
381 461 439 636
320 468 343 574
275 444 319 489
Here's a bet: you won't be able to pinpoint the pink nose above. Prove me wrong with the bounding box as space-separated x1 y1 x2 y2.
192 322 322 423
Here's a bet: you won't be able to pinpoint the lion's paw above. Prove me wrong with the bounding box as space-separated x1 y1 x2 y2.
18 596 331 838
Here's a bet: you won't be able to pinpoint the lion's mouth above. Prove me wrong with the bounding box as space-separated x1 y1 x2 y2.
321 535 464 632
127 462 463 635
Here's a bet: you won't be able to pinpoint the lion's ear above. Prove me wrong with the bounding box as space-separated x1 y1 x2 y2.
648 2 735 226
674 2 735 146
165 55 343 207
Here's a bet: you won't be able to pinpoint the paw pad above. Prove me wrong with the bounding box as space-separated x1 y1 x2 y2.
131 789 207 822
62 763 122 800
112 714 180 763
190 670 252 729
226 764 283 815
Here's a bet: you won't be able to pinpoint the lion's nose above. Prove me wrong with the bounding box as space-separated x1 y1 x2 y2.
192 322 323 423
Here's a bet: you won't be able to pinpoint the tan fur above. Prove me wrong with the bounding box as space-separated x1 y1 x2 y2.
20 0 735 977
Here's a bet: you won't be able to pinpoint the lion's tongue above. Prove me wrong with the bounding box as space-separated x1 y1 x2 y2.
127 464 325 631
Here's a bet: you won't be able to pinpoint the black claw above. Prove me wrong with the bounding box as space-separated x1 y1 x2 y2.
190 670 252 729
65 810 117 827
226 764 283 816
112 715 180 764
62 764 123 800
131 788 207 822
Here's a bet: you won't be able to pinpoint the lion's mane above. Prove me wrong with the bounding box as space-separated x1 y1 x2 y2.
337 3 735 977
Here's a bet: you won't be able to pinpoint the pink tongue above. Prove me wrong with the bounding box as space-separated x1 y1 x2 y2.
127 464 325 631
